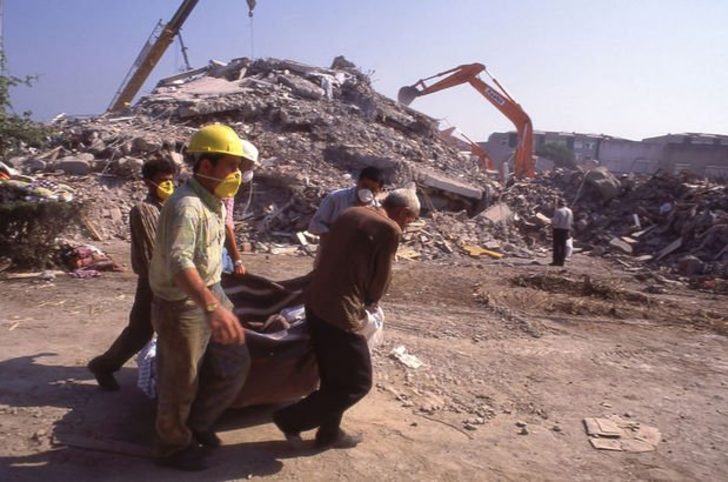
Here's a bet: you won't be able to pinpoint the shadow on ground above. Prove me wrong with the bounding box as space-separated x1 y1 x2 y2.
0 353 286 481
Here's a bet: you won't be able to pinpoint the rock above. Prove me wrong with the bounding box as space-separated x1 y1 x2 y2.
58 153 94 175
23 159 47 172
519 427 529 435
678 255 704 276
515 420 527 428
464 423 478 431
585 166 621 201
114 157 144 177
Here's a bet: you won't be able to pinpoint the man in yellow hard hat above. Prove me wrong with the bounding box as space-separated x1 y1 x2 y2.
149 124 256 471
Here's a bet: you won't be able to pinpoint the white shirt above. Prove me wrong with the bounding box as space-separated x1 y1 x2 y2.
552 206 573 230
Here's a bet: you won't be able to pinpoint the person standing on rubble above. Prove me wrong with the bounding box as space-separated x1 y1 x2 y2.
221 140 259 277
308 166 385 264
551 198 573 267
87 158 177 391
273 185 420 450
148 124 257 471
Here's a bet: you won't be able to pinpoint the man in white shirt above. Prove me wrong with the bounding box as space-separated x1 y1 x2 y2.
308 166 385 264
551 198 573 266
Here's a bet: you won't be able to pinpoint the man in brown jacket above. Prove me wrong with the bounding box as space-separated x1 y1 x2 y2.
87 158 177 390
274 185 420 449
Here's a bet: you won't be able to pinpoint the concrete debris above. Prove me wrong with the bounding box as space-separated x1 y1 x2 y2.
57 154 94 176
583 416 661 453
5 55 727 286
389 345 424 369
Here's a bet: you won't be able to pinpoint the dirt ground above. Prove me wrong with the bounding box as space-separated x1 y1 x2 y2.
1 240 728 481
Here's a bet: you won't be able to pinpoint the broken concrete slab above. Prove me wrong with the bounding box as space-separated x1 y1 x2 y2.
278 74 325 100
482 203 513 223
609 237 633 254
583 417 623 438
416 169 483 201
584 416 661 453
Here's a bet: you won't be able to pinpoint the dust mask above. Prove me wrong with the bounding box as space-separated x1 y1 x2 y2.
197 170 242 199
154 180 175 201
357 188 374 205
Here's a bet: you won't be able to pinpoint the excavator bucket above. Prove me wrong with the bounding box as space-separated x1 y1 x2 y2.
397 85 420 106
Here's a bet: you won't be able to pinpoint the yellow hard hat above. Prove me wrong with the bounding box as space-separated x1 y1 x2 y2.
241 139 260 166
188 124 244 157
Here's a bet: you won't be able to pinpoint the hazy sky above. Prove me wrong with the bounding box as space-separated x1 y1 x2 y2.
5 0 727 141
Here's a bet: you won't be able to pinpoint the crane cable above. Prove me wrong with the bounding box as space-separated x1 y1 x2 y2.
247 0 256 59
249 15 255 59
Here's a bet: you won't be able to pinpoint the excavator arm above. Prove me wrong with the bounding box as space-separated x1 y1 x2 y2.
399 63 534 178
108 0 201 113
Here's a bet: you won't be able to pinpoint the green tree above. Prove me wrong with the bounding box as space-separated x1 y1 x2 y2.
0 51 50 160
536 142 576 169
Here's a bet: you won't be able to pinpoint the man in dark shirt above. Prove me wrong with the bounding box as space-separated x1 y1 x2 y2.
87 158 176 390
274 185 420 450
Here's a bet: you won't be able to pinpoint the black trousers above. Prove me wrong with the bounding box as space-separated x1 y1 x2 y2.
274 307 372 441
552 228 570 266
92 276 154 372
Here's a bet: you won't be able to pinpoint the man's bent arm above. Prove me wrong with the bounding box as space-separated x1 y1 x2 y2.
173 268 220 309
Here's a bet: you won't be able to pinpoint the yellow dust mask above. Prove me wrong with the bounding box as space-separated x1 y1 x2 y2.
155 180 175 201
198 170 242 199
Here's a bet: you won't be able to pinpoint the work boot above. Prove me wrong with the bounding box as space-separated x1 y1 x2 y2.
314 429 363 450
272 412 305 449
87 358 120 391
155 445 208 472
192 429 221 449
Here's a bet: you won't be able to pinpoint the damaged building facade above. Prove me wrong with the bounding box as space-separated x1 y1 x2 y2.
483 131 728 179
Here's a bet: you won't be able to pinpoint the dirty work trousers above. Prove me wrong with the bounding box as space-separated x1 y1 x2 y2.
151 284 251 457
552 228 570 266
92 276 154 372
274 307 372 442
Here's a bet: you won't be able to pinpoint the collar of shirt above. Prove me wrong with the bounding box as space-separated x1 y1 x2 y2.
189 176 223 214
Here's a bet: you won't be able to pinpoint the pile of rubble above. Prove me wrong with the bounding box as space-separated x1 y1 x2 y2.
4 56 496 248
2 56 726 281
487 167 728 278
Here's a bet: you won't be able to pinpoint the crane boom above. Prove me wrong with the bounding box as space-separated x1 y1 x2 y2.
399 63 534 178
107 0 200 113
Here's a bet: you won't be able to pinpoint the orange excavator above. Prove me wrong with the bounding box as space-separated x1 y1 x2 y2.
398 63 535 178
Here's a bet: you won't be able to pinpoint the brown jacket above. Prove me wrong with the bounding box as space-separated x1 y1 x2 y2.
130 195 162 278
305 206 401 332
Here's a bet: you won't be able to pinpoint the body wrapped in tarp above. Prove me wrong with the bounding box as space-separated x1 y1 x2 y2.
221 272 319 408
138 271 383 408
